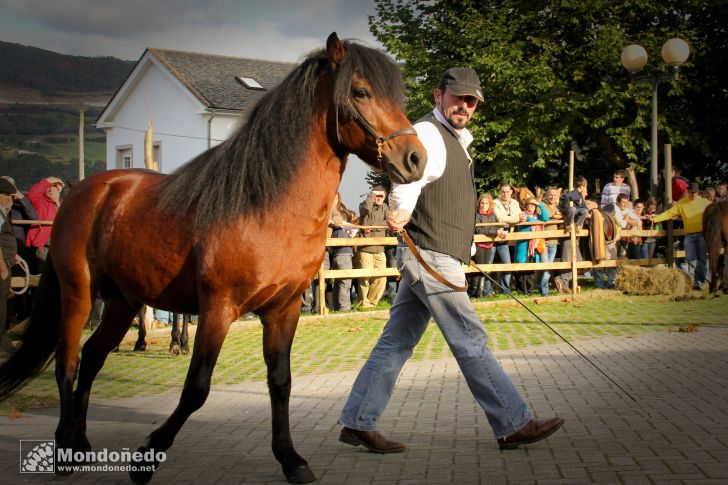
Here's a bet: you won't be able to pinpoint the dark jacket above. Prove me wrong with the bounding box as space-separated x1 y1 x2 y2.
359 195 389 254
475 210 498 248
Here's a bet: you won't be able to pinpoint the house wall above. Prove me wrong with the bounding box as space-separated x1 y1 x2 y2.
104 63 241 173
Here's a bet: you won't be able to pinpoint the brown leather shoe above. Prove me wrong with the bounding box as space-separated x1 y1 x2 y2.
497 417 565 450
339 427 406 453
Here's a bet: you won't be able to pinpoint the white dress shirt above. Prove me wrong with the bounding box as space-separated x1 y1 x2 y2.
389 109 473 213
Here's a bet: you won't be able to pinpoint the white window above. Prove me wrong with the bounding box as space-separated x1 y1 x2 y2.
153 142 162 171
235 76 265 90
116 145 133 169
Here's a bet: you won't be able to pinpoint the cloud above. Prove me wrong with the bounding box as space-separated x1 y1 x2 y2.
0 0 212 36
0 0 381 61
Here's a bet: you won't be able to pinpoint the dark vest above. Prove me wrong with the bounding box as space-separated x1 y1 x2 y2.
406 113 476 263
0 210 17 266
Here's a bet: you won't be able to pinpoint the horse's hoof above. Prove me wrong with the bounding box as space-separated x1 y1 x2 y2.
134 343 147 352
284 464 316 484
169 345 180 356
128 446 160 485
129 467 154 485
181 346 189 355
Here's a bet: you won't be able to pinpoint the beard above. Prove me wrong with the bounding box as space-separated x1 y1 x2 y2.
446 108 470 129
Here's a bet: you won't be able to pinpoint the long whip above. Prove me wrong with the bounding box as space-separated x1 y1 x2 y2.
469 262 639 403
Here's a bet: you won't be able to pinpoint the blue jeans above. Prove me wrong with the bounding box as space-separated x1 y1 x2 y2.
684 233 707 288
563 207 588 227
339 246 532 438
480 246 496 295
641 240 655 259
593 243 617 288
493 243 512 292
538 243 558 296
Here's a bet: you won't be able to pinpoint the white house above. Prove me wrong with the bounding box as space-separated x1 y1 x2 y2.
96 48 295 173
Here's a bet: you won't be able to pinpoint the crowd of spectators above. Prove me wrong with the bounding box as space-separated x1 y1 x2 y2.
1 176 64 357
313 171 724 312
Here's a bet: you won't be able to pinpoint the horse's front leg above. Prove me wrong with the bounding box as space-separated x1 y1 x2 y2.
129 300 235 485
260 300 316 484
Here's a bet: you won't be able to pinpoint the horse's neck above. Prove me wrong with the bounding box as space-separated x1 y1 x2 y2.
284 137 346 235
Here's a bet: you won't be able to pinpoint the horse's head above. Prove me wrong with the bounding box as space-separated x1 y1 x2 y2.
325 33 426 185
513 186 536 210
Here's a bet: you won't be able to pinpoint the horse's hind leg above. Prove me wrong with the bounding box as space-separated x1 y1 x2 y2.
181 314 190 354
260 301 316 484
129 301 236 485
54 278 94 472
72 297 141 449
169 313 180 355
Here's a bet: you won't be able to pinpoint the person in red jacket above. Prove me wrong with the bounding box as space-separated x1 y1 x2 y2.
670 167 690 202
25 176 64 266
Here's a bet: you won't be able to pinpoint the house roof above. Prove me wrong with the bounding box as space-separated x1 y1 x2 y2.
97 47 296 125
147 48 295 113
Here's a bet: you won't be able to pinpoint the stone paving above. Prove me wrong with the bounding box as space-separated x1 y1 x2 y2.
1 324 728 484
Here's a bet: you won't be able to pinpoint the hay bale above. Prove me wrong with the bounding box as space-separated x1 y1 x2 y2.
616 265 692 297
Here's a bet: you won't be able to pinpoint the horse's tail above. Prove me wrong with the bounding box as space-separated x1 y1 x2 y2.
0 254 61 399
703 201 725 274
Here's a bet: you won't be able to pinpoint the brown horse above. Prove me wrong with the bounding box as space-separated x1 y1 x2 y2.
512 186 538 210
0 33 426 484
703 200 728 293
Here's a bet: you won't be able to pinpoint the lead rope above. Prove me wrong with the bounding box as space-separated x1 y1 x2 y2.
9 256 30 295
468 261 639 403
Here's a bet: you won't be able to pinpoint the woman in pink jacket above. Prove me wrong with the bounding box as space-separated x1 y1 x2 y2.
26 176 64 264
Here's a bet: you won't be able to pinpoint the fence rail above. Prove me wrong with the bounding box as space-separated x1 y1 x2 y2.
9 219 695 316
317 223 687 314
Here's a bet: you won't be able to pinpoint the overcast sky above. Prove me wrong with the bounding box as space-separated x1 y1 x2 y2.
0 0 385 207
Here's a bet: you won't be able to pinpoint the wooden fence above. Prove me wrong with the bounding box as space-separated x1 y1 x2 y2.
9 219 690 316
318 221 686 314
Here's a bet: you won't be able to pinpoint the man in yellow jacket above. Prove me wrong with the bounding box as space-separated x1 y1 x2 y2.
649 183 711 290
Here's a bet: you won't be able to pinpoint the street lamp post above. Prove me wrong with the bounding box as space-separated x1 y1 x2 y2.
620 38 690 197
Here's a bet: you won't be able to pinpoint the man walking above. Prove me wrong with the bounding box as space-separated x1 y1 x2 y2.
338 67 564 453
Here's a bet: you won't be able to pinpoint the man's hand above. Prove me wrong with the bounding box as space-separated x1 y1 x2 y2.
387 209 411 233
46 177 64 187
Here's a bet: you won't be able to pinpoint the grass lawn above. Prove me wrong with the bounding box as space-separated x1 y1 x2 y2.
1 293 725 414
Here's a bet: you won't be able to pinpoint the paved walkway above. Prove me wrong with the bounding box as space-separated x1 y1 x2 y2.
2 325 728 484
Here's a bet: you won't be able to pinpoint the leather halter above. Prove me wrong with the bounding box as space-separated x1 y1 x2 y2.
336 99 417 168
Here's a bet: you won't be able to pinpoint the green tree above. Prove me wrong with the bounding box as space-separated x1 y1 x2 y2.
369 0 727 193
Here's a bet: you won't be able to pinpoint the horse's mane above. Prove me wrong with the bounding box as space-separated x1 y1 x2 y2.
157 40 405 230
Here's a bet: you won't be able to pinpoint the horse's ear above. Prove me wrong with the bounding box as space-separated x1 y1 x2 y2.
326 32 346 70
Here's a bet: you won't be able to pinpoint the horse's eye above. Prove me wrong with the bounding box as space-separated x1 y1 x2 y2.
352 88 370 99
